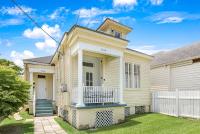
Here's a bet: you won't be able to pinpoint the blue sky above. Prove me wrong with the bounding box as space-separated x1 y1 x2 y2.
0 0 200 66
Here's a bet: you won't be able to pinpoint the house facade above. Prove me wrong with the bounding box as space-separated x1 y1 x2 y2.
151 43 200 91
24 18 153 129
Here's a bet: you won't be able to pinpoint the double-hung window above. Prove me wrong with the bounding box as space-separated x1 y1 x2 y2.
134 64 140 88
125 63 133 88
125 63 140 88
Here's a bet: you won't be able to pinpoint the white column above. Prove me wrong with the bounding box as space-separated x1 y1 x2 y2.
53 73 56 101
29 72 33 100
77 49 84 107
119 56 124 104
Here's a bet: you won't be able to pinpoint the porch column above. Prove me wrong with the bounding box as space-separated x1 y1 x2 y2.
119 56 124 104
29 72 33 100
77 49 84 107
53 73 56 101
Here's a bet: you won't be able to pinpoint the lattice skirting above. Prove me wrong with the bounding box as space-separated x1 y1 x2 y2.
124 107 130 117
135 106 145 114
95 110 113 128
72 110 77 128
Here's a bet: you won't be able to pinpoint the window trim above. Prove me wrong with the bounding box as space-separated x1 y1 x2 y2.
124 62 141 89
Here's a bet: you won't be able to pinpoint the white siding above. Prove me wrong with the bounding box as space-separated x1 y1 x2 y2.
124 53 151 106
171 63 200 89
151 66 170 91
72 55 78 88
104 57 120 87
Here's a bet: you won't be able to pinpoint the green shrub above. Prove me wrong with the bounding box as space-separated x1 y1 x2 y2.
0 66 30 119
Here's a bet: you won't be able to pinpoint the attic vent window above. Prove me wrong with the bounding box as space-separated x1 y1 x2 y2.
193 58 200 63
114 31 121 38
111 29 121 38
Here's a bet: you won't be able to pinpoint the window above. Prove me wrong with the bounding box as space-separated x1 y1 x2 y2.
83 62 94 67
86 72 93 86
125 63 140 88
134 64 140 88
125 63 133 88
114 31 121 38
111 29 121 38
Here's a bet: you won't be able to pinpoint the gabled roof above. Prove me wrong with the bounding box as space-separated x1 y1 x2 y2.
23 56 53 64
151 42 200 67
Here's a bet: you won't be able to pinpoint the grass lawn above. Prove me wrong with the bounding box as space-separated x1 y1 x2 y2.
0 109 34 134
55 113 200 134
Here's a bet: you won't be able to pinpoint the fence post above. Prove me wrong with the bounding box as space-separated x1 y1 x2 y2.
152 92 155 112
176 89 179 117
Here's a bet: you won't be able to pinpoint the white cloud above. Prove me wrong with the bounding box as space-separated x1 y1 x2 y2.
23 24 61 51
74 7 116 18
157 16 183 24
0 5 35 15
129 45 170 54
149 11 200 24
150 0 164 5
10 50 35 67
113 0 137 8
49 7 69 20
81 19 100 27
0 18 24 27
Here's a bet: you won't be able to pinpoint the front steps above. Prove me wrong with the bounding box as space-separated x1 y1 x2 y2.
36 99 53 116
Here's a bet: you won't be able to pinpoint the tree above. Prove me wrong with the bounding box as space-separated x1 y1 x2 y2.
0 62 30 119
0 59 22 74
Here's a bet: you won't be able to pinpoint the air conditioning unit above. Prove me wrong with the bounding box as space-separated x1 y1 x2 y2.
60 84 67 92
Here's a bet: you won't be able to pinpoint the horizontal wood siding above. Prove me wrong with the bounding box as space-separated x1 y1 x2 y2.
124 53 151 106
104 57 120 87
150 66 170 91
171 63 200 89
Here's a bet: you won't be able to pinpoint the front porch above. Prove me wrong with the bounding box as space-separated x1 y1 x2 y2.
70 43 124 107
27 66 55 116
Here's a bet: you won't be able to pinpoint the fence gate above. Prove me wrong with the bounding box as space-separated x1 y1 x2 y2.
152 89 200 118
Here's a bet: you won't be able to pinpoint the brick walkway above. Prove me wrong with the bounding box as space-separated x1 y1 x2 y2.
34 116 67 134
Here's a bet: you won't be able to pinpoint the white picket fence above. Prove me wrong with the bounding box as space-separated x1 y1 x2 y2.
152 89 200 118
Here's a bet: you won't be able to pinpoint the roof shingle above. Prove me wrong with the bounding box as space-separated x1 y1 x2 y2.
151 42 200 67
23 56 53 64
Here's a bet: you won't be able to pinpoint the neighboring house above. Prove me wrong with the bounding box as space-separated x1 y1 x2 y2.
23 18 153 129
151 43 200 91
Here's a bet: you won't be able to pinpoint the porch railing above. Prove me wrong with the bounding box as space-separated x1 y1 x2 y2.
71 86 119 105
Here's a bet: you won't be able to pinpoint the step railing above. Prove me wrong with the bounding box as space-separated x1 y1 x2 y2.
33 88 36 116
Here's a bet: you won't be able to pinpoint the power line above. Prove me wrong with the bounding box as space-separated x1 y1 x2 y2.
10 0 59 44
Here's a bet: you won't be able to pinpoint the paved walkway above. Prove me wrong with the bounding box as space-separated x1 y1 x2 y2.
34 116 67 134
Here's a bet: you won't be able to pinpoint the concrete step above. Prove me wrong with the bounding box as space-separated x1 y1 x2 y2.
36 109 53 114
36 103 52 107
35 113 53 117
36 107 53 110
35 99 53 117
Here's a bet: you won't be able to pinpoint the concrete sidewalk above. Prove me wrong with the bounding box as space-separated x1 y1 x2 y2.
34 116 67 134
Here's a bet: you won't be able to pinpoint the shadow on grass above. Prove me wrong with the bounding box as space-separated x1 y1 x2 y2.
0 122 33 134
86 113 151 134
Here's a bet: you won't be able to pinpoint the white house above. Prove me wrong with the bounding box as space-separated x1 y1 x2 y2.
23 18 153 129
151 42 200 91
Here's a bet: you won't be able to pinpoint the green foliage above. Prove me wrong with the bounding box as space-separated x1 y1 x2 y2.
0 59 22 74
0 66 30 118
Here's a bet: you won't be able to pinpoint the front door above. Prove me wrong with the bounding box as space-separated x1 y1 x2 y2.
37 78 46 99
